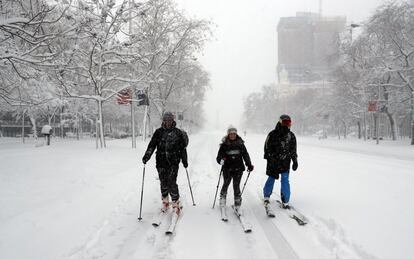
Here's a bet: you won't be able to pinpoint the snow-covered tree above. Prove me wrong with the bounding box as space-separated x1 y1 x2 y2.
55 0 149 147
131 0 211 122
332 1 414 143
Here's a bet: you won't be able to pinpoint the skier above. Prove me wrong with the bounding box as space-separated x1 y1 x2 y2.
216 126 254 211
142 112 188 215
263 114 298 210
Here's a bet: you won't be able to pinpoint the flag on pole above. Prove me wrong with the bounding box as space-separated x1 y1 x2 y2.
136 89 149 106
117 88 132 105
368 101 377 112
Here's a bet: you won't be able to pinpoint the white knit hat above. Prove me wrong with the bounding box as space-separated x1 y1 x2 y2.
227 126 237 135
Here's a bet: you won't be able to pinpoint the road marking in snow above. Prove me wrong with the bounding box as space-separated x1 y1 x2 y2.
249 201 300 259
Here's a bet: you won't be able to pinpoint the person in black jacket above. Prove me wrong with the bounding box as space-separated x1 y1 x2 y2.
263 115 298 209
142 112 188 215
216 126 254 210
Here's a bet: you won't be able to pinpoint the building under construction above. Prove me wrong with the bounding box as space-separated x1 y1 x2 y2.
277 12 346 84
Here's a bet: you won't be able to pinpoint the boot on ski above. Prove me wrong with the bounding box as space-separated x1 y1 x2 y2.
172 200 182 215
233 197 242 214
161 196 170 212
264 197 275 217
281 202 291 210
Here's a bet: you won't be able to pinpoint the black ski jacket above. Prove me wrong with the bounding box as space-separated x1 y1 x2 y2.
144 122 188 168
264 122 297 178
216 135 252 172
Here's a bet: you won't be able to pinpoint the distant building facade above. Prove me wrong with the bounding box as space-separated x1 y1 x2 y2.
277 12 346 84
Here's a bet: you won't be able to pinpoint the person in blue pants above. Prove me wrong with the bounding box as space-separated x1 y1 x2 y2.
263 115 298 209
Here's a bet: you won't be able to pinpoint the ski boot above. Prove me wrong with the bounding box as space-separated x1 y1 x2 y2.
172 200 183 215
281 194 290 209
234 197 242 213
161 196 170 212
263 197 270 207
281 202 291 210
264 197 275 217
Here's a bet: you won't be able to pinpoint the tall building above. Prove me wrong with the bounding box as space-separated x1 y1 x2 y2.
277 12 346 84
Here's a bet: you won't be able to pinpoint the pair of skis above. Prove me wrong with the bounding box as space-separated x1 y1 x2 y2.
220 205 252 233
264 200 308 226
152 208 181 235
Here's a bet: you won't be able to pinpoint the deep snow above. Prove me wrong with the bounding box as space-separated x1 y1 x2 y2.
0 133 413 259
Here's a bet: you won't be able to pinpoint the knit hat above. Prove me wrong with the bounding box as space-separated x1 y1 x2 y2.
162 112 175 121
227 126 237 135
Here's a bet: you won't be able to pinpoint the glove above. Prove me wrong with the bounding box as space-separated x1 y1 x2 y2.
142 154 150 164
220 159 225 166
247 165 254 172
182 160 188 168
292 160 298 171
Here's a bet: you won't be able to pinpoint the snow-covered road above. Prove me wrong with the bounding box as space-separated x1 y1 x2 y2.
1 133 413 259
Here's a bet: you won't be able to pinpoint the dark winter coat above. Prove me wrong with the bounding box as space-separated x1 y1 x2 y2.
216 135 252 172
264 122 297 178
144 121 188 168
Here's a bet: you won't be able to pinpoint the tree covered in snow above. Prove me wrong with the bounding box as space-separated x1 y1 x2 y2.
243 1 414 144
0 0 212 145
54 0 151 147
332 1 414 144
130 0 211 127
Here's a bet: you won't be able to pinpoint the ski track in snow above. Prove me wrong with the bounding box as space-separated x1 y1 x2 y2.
310 215 379 259
254 190 378 259
60 133 374 259
2 134 410 259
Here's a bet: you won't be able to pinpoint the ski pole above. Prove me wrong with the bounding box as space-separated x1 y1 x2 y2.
212 167 223 209
240 171 251 196
185 168 196 206
138 164 146 221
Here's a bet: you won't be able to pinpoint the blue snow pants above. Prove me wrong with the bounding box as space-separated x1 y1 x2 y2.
263 171 290 203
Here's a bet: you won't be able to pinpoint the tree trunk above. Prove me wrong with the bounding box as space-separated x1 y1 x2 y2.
79 118 83 139
357 120 361 139
22 109 25 143
95 120 99 149
76 115 80 140
411 92 414 145
60 106 64 138
387 112 397 141
337 126 341 140
341 119 347 139
363 112 367 141
53 113 56 136
28 114 37 139
97 100 106 148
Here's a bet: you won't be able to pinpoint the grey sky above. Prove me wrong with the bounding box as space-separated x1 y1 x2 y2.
175 0 385 131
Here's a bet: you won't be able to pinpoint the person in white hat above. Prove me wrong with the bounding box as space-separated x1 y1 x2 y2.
216 126 254 210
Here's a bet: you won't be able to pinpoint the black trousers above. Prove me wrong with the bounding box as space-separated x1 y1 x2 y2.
220 168 243 205
157 166 179 202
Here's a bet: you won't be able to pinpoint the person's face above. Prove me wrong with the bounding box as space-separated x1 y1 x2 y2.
228 132 237 140
164 118 173 128
280 119 292 128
